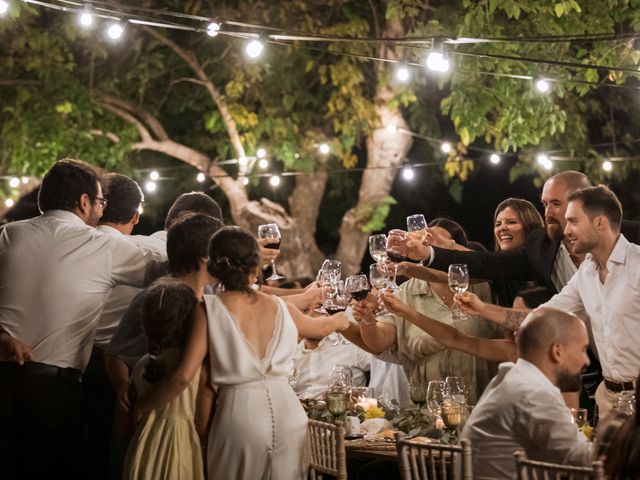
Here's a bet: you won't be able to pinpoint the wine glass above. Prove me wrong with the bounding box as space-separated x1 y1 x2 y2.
426 380 446 416
386 232 408 263
614 391 636 415
407 214 428 242
369 263 396 315
441 398 465 433
369 234 388 264
258 223 285 281
570 408 588 427
344 275 370 303
444 376 468 405
329 364 353 389
328 281 352 346
409 383 427 408
317 260 342 283
288 361 300 388
448 264 469 320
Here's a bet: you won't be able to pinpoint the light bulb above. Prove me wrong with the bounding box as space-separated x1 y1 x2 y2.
319 143 330 155
269 175 280 187
258 158 269 169
256 148 266 158
196 172 206 182
137 205 144 215
9 177 20 188
149 170 160 181
402 166 414 181
107 23 124 40
21 176 29 184
440 142 452 154
238 156 248 166
426 51 450 73
242 177 249 185
603 160 613 172
386 124 398 134
0 1 9 16
144 181 157 192
396 66 410 82
294 153 300 159
490 153 501 164
79 11 93 28
245 39 264 58
206 21 221 37
535 79 550 93
5 198 14 208
536 154 549 166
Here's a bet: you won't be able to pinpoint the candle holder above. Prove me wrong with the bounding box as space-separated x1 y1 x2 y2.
326 390 350 422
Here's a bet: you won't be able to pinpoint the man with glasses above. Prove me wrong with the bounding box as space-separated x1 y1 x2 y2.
0 159 166 479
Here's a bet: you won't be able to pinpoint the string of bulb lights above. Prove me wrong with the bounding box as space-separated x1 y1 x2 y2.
2 0 640 207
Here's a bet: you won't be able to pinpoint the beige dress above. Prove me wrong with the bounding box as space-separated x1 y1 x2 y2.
205 294 309 480
124 349 204 480
379 278 497 403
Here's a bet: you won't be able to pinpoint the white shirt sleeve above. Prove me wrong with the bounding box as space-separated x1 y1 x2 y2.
540 270 584 314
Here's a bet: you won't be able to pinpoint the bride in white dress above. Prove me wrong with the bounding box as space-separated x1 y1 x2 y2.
136 226 349 480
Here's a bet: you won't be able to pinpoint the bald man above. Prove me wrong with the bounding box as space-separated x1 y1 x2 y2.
460 308 592 479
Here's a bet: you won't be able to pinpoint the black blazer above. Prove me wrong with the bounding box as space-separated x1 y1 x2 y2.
430 219 640 294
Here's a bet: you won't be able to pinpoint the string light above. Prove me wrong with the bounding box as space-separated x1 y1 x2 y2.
401 165 414 181
490 153 501 164
396 64 410 82
242 177 249 185
535 79 551 93
256 148 267 158
386 124 398 134
21 176 29 184
5 198 14 208
149 170 160 181
79 9 93 28
196 172 206 182
144 180 157 192
269 175 280 187
602 160 613 171
0 1 8 16
206 20 221 37
258 158 269 169
245 38 264 58
107 22 124 40
536 153 553 170
440 142 452 154
319 143 330 155
238 156 249 166
9 177 19 188
426 50 450 73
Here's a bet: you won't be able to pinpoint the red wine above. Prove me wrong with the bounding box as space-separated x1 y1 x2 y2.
351 289 370 301
325 306 347 315
264 240 281 249
386 250 408 263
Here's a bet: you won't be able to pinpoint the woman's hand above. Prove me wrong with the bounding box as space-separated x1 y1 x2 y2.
380 291 409 316
257 237 279 264
351 301 376 326
454 291 485 316
331 312 351 332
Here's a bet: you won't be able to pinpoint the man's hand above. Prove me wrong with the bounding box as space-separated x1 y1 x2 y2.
331 312 351 332
387 229 430 262
0 332 33 365
454 291 486 316
425 227 457 249
351 301 376 326
380 291 409 317
257 237 280 264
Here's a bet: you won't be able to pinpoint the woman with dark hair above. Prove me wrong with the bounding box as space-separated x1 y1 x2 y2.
353 218 495 403
135 226 349 480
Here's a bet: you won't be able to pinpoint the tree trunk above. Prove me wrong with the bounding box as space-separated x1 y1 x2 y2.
335 91 413 274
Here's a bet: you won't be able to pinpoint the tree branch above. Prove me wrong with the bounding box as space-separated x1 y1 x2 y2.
101 95 168 141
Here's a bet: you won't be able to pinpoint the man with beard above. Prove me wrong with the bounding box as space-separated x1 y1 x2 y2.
460 308 592 480
457 185 640 418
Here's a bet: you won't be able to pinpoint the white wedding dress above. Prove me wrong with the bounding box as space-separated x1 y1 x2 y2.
204 294 309 480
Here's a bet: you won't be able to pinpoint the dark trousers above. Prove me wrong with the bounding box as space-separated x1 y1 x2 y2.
0 361 86 479
83 346 117 480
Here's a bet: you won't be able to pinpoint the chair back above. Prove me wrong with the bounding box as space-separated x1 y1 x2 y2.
395 432 473 480
308 419 347 480
514 451 605 480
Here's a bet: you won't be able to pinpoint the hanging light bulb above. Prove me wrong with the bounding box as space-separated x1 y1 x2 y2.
269 175 281 187
386 124 398 134
9 177 20 188
440 142 452 154
206 20 221 37
0 1 9 16
245 38 264 58
258 158 269 169
107 22 124 41
5 198 15 207
144 181 157 192
396 64 410 83
21 176 29 184
242 177 250 185
79 9 93 28
319 143 330 155
238 156 249 166
196 172 206 182
535 79 551 93
149 170 160 181
490 153 501 165
426 41 450 73
602 160 613 172
256 148 267 158
536 154 553 170
402 165 415 181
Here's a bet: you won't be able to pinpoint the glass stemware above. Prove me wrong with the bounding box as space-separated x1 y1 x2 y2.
326 390 350 422
288 361 300 388
329 364 353 389
444 376 468 405
369 263 396 315
368 234 388 264
570 408 588 427
328 281 352 346
386 231 409 263
426 380 446 417
407 214 428 242
258 223 285 282
448 264 469 320
344 274 370 302
409 383 427 408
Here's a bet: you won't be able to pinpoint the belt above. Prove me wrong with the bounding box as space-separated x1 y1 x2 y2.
0 361 82 382
604 378 635 393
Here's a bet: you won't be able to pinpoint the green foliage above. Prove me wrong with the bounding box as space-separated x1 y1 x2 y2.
356 196 398 233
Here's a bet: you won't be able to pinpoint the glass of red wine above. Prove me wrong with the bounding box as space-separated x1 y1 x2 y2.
258 223 285 281
327 281 352 346
385 232 409 263
344 274 370 303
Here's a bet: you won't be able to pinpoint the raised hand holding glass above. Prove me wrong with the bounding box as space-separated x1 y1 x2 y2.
258 223 285 281
448 264 469 320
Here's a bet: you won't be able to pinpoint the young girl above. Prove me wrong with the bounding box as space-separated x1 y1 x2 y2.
124 279 214 480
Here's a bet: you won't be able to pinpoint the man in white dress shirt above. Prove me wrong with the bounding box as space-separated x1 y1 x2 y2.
0 159 166 479
457 185 640 419
461 308 592 479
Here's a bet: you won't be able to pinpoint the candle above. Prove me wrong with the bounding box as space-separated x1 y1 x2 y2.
365 398 378 409
356 402 370 412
